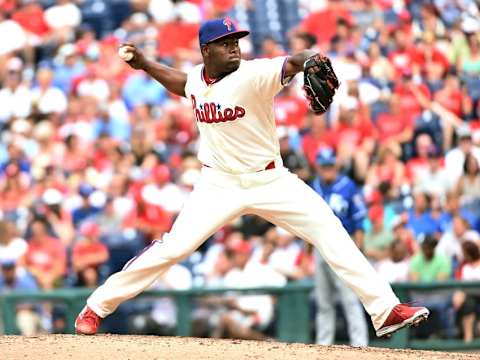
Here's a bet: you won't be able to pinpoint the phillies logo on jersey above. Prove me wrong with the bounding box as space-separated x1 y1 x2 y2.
223 18 233 31
191 95 246 124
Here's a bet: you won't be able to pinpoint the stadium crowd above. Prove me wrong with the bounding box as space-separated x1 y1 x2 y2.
0 0 480 344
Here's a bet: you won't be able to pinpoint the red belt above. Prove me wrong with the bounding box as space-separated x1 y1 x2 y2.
203 161 275 171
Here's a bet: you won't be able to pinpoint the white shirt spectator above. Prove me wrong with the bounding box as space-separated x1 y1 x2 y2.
77 78 110 104
223 260 286 328
268 241 301 277
414 167 452 197
142 183 188 214
375 258 410 283
0 85 32 122
461 263 480 281
437 230 480 261
0 19 26 55
150 264 192 327
31 86 68 114
44 2 81 30
445 146 480 185
0 237 28 263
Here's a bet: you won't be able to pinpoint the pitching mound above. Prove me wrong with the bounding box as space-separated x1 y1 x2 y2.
0 335 477 360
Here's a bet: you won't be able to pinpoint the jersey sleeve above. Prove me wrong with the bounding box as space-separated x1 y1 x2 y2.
249 56 290 99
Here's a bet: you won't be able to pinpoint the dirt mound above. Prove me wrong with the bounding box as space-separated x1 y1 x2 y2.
0 335 476 360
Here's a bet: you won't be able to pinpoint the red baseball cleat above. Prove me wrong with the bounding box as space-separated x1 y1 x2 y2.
376 304 429 338
75 306 101 335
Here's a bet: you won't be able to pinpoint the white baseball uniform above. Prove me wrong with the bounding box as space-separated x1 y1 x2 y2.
87 56 400 330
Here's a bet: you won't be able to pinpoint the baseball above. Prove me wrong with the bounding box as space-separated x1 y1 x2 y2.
118 46 134 62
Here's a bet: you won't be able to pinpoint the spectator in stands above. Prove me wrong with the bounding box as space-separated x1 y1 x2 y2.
457 32 480 75
277 127 310 181
413 145 451 198
72 221 109 287
0 9 27 56
366 143 407 197
31 67 68 116
0 220 27 263
0 258 41 335
364 204 394 265
43 0 81 43
123 184 172 244
212 240 286 340
0 161 31 220
375 239 410 284
41 188 74 246
52 43 85 95
375 94 415 148
439 192 479 233
406 190 441 239
20 217 66 289
261 37 285 59
410 235 451 282
71 184 102 228
437 215 480 265
129 264 192 336
311 148 368 347
455 153 480 207
301 113 333 165
11 0 50 65
453 241 480 342
0 58 32 124
266 227 301 280
445 125 480 184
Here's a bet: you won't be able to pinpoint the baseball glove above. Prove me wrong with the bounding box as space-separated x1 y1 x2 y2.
303 54 339 114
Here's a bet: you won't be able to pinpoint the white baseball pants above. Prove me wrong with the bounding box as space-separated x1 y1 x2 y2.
87 165 399 330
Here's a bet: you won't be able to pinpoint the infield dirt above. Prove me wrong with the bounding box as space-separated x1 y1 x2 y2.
0 335 478 360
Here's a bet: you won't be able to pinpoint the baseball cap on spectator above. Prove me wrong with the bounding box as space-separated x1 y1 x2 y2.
130 12 149 26
79 184 95 198
316 148 336 166
199 18 249 46
0 258 16 269
58 43 76 58
151 164 170 184
80 221 100 238
457 125 472 139
230 240 252 255
42 188 63 205
276 126 289 139
368 205 383 222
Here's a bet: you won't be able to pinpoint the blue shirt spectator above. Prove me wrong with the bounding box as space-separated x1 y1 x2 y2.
122 73 168 110
310 149 366 236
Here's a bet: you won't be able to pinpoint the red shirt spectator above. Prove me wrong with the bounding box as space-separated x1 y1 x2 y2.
12 2 49 37
298 4 352 45
157 21 199 58
434 75 471 118
393 80 431 120
301 115 334 165
124 184 172 242
22 218 66 289
274 88 308 129
376 95 415 145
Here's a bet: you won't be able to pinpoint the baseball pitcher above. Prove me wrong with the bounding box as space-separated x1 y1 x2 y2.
75 18 429 339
